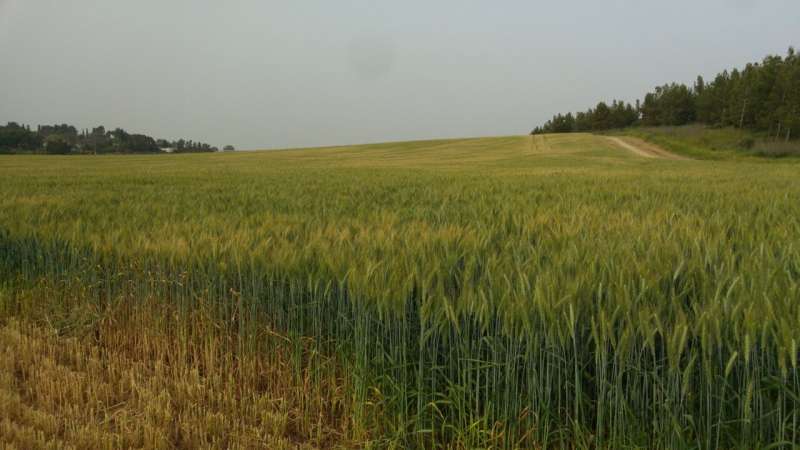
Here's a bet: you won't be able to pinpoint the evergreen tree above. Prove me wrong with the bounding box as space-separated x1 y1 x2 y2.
532 47 799 140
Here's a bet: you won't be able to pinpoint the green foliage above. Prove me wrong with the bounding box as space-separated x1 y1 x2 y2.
641 83 695 126
1 135 799 448
533 100 638 134
0 122 216 154
44 135 73 154
535 47 800 146
625 124 800 159
0 122 41 152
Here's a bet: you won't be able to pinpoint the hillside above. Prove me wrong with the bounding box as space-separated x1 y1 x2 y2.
533 47 800 156
618 124 800 159
1 135 799 449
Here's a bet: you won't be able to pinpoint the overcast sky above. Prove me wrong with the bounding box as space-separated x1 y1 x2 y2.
1 1 798 150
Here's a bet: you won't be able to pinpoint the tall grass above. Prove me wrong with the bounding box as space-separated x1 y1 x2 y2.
623 124 800 159
752 140 800 158
1 135 799 448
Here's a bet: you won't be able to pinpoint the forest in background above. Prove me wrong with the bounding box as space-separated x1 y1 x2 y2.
0 123 232 154
532 47 800 142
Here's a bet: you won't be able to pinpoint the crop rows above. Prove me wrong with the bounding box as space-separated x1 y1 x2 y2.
1 135 799 448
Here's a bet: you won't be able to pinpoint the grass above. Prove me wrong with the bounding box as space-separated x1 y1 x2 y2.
0 314 353 449
618 124 800 159
1 133 799 448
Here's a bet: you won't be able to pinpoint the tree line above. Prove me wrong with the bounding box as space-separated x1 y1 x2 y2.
532 47 800 140
0 122 234 154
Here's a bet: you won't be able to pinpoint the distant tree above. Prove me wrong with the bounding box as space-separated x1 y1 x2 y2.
223 145 235 151
575 111 592 131
640 84 695 126
531 47 799 141
127 134 160 153
110 128 129 141
44 135 72 154
592 102 611 130
0 122 41 151
38 124 78 143
694 76 705 95
608 100 637 129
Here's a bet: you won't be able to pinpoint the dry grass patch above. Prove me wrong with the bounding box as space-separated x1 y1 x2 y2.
0 310 360 450
2 134 799 448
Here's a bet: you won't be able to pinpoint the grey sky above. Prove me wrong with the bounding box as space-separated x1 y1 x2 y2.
1 1 798 150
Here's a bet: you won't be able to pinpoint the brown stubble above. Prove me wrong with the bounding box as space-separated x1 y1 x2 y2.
0 300 361 450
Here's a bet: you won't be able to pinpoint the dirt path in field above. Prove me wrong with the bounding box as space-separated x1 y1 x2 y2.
606 136 689 160
529 135 552 153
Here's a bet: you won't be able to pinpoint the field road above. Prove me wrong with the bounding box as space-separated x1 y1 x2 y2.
529 134 553 153
606 136 689 160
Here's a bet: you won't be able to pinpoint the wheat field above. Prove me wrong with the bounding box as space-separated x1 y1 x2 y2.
1 134 799 449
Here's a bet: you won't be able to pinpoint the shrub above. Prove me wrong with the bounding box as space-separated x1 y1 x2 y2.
44 136 72 154
738 137 755 150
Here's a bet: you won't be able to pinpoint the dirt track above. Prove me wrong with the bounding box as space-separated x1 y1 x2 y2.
607 136 689 160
